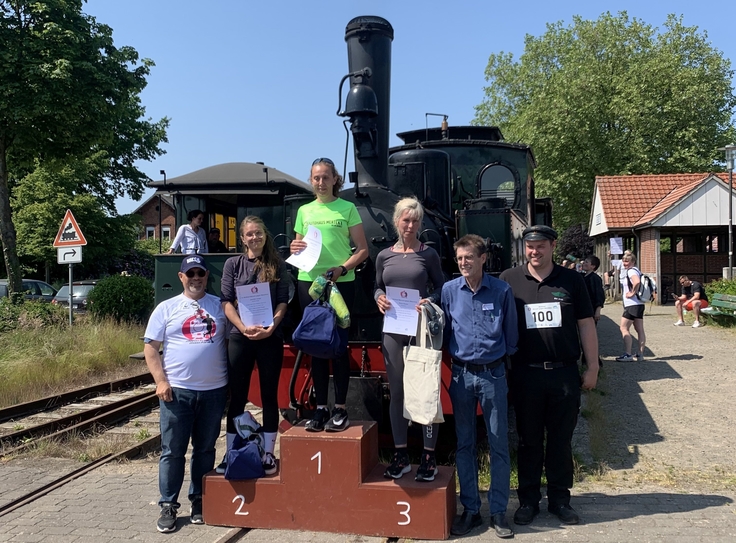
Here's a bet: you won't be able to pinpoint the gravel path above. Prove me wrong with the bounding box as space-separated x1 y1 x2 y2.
584 300 736 491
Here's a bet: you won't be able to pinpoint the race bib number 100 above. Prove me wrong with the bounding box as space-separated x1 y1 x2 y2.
524 302 562 329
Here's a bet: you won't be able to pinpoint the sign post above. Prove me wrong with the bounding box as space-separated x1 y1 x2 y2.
53 210 88 326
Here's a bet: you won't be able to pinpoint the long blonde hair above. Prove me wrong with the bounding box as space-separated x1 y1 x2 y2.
240 216 282 283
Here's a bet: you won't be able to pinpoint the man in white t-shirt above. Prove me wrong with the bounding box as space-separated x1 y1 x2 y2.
615 253 646 362
144 255 228 533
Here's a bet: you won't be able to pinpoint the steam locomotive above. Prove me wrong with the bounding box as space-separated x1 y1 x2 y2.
151 16 551 430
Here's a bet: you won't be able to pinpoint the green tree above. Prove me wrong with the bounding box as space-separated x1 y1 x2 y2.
474 12 736 228
0 0 168 296
12 157 141 275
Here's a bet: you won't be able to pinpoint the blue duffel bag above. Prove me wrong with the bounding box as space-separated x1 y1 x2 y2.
292 297 347 360
224 435 265 480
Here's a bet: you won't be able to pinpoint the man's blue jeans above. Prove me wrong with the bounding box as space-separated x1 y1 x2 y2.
158 386 227 508
449 363 510 516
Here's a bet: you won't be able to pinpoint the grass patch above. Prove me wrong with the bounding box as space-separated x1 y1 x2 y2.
19 427 141 462
0 317 146 408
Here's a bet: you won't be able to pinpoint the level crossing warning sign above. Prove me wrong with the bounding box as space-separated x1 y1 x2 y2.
53 209 88 247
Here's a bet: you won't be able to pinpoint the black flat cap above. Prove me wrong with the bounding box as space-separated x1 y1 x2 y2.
522 225 558 242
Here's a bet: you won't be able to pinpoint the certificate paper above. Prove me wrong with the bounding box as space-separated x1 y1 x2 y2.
383 286 420 336
285 225 322 272
236 282 273 327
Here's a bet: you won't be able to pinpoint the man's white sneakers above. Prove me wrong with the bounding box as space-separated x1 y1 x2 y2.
674 320 685 326
692 321 702 328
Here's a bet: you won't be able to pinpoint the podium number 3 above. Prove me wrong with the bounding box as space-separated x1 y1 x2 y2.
311 451 322 474
232 495 249 516
397 501 411 525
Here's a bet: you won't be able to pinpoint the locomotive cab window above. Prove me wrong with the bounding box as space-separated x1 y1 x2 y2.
478 163 518 208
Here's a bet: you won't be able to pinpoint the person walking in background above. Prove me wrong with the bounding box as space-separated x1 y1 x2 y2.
500 225 598 527
289 157 368 432
144 255 228 532
674 275 709 328
615 252 647 361
443 234 517 539
217 216 289 476
169 210 208 254
582 255 605 367
374 197 445 482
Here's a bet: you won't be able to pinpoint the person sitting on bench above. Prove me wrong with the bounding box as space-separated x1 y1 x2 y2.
674 275 709 328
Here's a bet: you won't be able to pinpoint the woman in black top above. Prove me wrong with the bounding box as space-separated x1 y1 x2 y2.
218 216 289 475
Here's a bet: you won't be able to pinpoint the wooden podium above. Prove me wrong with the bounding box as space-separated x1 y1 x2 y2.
203 421 456 540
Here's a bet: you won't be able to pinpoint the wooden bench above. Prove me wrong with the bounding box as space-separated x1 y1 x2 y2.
701 293 736 319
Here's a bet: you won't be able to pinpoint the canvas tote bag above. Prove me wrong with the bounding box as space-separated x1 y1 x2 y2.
402 304 444 425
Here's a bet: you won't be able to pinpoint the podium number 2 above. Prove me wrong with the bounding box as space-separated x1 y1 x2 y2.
311 451 322 474
232 495 249 516
397 501 411 525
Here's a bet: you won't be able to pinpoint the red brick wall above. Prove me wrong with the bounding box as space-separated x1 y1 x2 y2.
639 228 657 275
136 198 175 240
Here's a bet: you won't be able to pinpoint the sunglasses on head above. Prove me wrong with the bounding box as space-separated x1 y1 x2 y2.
312 157 335 166
185 269 206 278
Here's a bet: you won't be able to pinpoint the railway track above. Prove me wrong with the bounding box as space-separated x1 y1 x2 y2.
0 372 154 423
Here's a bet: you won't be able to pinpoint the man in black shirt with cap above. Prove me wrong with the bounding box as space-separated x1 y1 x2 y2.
500 225 599 526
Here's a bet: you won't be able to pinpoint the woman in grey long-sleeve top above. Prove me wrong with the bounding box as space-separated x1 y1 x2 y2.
217 216 289 476
374 197 445 482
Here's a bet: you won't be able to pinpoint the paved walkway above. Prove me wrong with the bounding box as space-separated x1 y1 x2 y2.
1 302 735 542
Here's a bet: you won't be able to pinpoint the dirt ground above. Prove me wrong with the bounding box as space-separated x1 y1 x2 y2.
582 299 736 491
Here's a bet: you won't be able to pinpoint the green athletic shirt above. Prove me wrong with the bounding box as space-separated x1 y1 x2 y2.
294 198 362 282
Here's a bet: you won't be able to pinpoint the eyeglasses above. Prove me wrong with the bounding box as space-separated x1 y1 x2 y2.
244 231 264 239
312 157 335 166
185 269 206 278
454 255 476 263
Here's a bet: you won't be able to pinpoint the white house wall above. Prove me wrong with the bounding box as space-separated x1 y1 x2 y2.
653 179 736 228
588 187 608 236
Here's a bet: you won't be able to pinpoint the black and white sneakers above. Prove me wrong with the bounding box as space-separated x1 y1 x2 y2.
384 450 411 479
324 407 349 432
157 503 177 533
305 407 331 432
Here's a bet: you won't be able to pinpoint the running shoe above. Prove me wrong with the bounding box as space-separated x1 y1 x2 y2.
324 407 349 432
262 452 277 475
615 353 635 362
383 450 411 479
415 452 438 482
692 321 702 328
157 503 177 533
673 320 685 326
189 497 203 524
305 407 331 432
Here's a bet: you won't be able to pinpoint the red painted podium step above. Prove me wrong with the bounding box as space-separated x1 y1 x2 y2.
203 421 456 540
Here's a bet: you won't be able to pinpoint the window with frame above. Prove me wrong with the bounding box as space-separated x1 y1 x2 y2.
146 226 155 239
162 226 171 240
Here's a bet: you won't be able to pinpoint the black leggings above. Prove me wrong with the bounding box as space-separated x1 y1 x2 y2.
297 280 355 406
226 333 283 434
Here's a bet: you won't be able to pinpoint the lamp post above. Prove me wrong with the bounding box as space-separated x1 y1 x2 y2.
159 170 166 254
719 146 736 280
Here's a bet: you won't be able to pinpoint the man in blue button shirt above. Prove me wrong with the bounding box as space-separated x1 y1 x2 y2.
442 234 518 539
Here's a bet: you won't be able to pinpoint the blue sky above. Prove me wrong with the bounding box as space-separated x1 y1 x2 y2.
83 1 736 214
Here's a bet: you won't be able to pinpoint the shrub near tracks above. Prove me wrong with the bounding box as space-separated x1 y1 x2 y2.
0 299 67 333
88 275 154 323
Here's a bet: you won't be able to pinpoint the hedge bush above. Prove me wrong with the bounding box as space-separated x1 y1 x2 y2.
705 278 736 299
87 274 154 323
0 299 67 333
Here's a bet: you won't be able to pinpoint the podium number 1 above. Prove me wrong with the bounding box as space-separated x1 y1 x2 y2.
397 501 411 525
311 451 322 474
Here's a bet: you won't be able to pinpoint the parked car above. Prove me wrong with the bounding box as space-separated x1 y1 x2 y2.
52 281 98 311
0 279 58 302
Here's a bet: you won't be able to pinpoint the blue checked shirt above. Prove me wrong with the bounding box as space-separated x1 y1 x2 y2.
441 273 518 364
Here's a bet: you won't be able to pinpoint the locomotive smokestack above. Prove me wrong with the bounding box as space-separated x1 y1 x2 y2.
343 16 393 189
